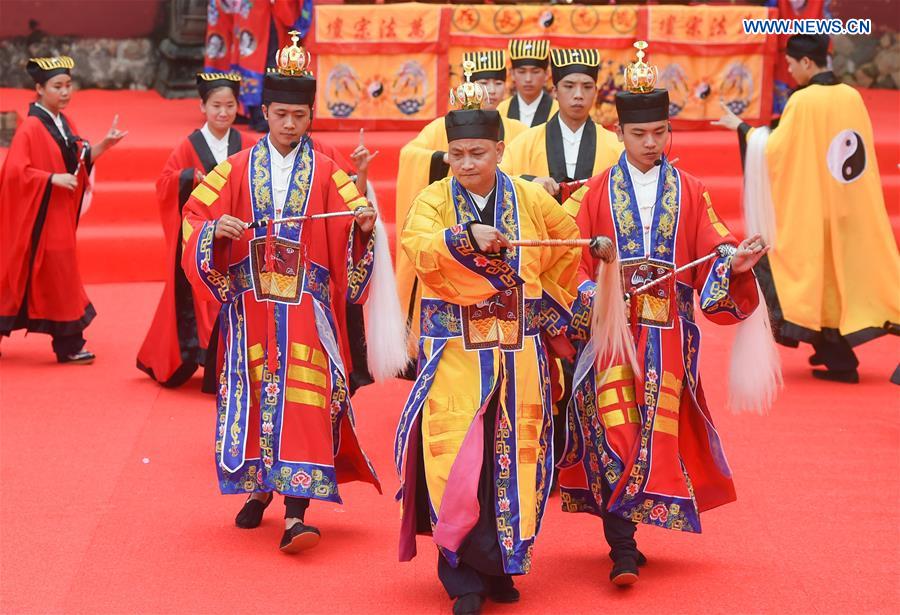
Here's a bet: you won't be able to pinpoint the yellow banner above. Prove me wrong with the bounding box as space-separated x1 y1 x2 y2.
315 53 441 122
652 52 766 121
309 3 776 127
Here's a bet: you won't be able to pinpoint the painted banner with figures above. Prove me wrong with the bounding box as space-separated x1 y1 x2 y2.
307 2 777 130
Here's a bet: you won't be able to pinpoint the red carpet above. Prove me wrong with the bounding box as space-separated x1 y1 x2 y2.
1 283 898 613
2 88 898 283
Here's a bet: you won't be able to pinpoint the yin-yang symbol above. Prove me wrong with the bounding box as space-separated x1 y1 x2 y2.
368 81 384 99
539 10 554 28
826 130 866 183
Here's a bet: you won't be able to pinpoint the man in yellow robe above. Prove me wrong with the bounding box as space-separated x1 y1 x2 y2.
715 34 899 383
396 52 527 368
501 48 622 201
496 39 558 128
395 68 579 615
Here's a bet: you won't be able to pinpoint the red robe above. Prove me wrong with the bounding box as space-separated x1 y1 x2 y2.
136 130 372 391
181 136 379 499
137 129 245 387
0 104 93 338
559 154 759 533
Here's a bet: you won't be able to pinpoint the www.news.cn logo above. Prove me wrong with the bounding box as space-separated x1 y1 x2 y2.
743 18 872 36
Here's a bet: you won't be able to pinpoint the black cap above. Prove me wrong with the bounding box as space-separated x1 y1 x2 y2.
786 34 830 67
26 56 74 85
445 109 502 142
197 72 241 101
263 70 316 106
615 89 669 125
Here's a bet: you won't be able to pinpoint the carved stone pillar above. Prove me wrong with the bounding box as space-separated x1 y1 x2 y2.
154 0 208 98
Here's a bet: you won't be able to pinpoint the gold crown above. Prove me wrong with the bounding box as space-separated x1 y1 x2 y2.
197 72 241 82
275 30 312 77
450 60 487 110
29 56 75 71
623 41 658 94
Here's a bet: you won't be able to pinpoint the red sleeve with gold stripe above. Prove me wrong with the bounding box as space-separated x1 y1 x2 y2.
180 159 236 303
690 185 759 324
328 166 375 305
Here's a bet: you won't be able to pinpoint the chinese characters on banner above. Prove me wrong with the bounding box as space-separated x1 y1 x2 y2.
307 3 777 130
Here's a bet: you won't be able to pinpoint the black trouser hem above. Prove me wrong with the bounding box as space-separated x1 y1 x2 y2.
284 496 310 521
601 480 637 562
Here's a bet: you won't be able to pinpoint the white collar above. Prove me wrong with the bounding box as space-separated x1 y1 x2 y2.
558 116 585 142
201 123 229 146
517 92 542 112
35 102 62 122
626 159 660 187
267 135 299 166
467 184 495 212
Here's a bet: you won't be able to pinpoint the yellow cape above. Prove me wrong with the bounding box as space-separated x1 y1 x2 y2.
496 92 559 128
751 82 899 342
500 114 622 180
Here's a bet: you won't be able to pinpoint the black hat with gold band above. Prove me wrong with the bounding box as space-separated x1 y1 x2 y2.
615 41 669 125
197 72 241 101
262 30 316 106
509 39 550 69
26 56 74 85
463 50 507 82
445 60 501 142
550 48 600 83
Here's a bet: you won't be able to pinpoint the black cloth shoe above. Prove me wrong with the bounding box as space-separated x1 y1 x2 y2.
235 492 273 529
279 521 321 553
58 350 95 364
610 556 639 587
808 353 824 366
452 593 484 615
486 575 519 603
812 368 859 384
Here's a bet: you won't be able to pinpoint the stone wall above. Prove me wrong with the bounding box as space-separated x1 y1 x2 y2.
833 32 900 89
0 38 159 89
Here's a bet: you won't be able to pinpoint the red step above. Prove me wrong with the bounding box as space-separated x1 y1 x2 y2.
77 223 166 284
81 181 159 226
